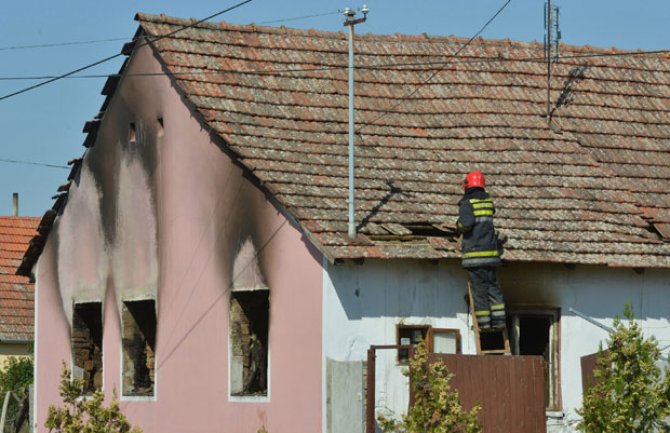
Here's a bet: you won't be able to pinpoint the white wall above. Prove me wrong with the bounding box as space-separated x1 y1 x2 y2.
323 259 670 431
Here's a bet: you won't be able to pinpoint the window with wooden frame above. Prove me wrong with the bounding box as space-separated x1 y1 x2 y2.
396 325 461 363
508 309 561 411
431 328 461 355
72 302 103 395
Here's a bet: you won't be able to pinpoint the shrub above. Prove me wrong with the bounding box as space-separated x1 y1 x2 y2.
0 356 33 433
45 363 142 433
577 305 670 433
0 357 32 394
379 340 481 433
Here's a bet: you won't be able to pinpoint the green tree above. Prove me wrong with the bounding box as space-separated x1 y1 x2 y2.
379 340 481 433
45 363 142 433
577 305 670 433
0 357 32 394
0 356 33 433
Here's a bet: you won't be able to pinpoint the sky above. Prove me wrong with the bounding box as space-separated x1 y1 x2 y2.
0 0 668 216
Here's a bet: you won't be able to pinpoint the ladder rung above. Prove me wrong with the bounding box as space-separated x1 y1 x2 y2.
468 281 511 355
481 349 510 355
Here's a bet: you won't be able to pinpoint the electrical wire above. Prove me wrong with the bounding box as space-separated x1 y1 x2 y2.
0 0 254 103
0 38 127 52
254 10 340 25
0 158 69 169
357 0 512 133
2 48 668 82
0 10 339 54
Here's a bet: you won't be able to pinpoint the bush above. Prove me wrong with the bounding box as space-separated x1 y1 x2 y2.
0 357 32 394
577 305 670 433
379 340 481 433
0 356 33 433
45 363 142 433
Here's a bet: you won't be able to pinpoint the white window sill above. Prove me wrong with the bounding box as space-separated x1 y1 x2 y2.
228 395 270 403
120 395 156 402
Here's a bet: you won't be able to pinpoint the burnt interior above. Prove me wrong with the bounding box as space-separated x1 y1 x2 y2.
72 302 103 395
511 314 554 408
122 299 156 396
229 290 269 396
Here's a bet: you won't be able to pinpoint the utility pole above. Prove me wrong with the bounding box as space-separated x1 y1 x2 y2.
343 5 368 240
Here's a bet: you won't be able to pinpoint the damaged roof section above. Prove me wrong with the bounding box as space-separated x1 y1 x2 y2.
1 217 39 340
135 13 670 267
18 13 670 272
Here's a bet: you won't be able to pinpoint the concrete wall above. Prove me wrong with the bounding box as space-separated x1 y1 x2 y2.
323 259 670 432
35 41 323 433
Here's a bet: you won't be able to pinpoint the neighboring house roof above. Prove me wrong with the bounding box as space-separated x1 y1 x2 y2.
18 13 670 271
1 217 38 341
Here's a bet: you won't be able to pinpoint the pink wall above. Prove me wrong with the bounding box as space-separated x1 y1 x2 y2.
35 41 323 433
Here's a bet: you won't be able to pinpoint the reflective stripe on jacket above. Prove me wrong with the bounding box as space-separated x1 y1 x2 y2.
457 188 501 268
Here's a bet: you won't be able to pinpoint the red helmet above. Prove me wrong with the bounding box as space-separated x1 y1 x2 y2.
463 170 485 191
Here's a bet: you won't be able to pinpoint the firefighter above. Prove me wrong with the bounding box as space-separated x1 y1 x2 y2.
456 170 506 331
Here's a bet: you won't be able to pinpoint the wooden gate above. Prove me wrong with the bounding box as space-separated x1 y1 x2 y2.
366 348 546 433
428 354 546 433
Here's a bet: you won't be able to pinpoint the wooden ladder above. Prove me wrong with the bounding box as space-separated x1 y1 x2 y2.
468 282 511 355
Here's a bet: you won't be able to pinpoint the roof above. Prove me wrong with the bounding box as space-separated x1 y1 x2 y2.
18 13 670 270
0 217 38 341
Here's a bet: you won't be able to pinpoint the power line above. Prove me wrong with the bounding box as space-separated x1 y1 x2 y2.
0 158 69 169
1 48 668 82
0 10 339 54
357 0 513 133
0 0 254 103
0 38 127 52
254 10 340 25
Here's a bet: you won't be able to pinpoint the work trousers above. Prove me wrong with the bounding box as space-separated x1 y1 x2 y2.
467 265 506 330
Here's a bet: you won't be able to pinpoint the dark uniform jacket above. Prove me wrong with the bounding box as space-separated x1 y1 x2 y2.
457 187 501 268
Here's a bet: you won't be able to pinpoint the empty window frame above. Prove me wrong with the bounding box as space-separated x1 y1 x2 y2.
121 299 156 397
72 302 103 395
508 309 561 410
229 290 269 396
396 325 462 362
397 325 430 363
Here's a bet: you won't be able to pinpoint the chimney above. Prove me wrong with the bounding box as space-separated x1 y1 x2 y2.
12 193 18 216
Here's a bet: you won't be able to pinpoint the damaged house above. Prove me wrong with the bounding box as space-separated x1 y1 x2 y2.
20 13 670 433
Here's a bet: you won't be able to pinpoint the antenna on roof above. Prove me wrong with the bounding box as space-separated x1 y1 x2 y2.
544 2 560 61
544 1 561 123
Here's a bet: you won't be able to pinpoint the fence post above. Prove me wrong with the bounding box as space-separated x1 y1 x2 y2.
366 348 376 433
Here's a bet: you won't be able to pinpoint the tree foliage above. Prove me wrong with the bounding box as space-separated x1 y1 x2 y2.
0 357 33 395
577 305 670 433
45 363 142 433
379 340 481 433
0 356 33 433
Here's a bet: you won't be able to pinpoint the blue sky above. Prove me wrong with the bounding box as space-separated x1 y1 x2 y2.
1 0 668 216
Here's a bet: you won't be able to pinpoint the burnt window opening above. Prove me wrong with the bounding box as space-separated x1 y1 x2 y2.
509 310 561 411
72 302 103 395
122 299 156 397
229 290 269 397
